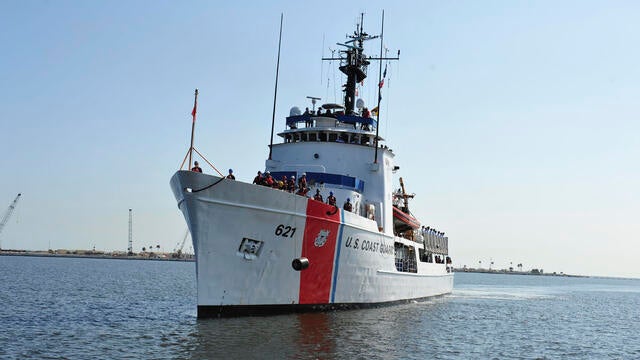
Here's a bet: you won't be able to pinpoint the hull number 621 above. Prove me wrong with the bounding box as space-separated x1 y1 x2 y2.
275 224 296 238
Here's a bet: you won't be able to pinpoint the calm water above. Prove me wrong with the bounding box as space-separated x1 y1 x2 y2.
1 256 639 359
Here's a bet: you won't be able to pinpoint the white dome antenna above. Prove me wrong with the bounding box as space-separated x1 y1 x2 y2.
289 106 301 116
356 98 365 110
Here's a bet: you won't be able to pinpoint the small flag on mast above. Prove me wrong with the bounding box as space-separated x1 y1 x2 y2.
191 100 197 123
378 64 388 88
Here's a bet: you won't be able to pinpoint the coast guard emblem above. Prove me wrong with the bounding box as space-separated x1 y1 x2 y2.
314 229 330 247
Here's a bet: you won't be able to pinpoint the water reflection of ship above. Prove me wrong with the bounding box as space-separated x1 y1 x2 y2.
185 315 306 359
183 313 336 359
294 313 335 359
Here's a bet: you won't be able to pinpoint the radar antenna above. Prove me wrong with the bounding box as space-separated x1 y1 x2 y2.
306 96 321 112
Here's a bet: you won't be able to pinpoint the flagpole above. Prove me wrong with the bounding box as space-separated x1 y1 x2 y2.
269 13 283 160
374 10 384 164
189 88 198 170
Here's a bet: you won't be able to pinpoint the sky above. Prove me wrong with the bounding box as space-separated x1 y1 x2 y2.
1 0 639 278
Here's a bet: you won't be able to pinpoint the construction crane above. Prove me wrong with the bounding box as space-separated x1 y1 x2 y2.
172 229 190 258
0 193 22 250
127 209 133 255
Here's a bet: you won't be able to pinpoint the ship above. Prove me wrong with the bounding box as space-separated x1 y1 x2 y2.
170 16 453 317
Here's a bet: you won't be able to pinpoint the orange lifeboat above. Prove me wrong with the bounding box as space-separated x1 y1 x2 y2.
393 206 420 232
392 177 421 233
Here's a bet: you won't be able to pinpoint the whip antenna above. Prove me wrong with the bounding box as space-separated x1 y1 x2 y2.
269 13 284 160
374 11 384 164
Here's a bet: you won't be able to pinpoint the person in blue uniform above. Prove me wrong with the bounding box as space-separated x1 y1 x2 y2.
343 198 353 212
226 169 235 180
327 192 336 206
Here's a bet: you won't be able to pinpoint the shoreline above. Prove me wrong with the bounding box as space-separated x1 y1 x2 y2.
454 267 587 278
0 249 194 262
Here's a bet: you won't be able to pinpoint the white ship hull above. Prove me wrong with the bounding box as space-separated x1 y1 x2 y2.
171 170 453 317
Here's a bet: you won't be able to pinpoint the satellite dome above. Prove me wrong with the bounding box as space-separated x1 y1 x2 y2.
356 98 365 110
289 106 301 116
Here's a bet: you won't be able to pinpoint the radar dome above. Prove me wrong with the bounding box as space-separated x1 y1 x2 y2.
356 98 365 110
289 106 301 116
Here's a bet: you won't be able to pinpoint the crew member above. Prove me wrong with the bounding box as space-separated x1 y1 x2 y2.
343 198 353 212
305 108 313 127
191 161 202 173
313 189 323 202
327 191 336 206
298 173 307 191
252 171 263 184
263 171 274 187
226 169 235 180
287 176 296 193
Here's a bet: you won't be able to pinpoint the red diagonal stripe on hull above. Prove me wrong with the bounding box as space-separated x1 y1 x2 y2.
299 199 341 304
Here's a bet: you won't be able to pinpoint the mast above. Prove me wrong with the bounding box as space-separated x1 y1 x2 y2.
269 13 284 160
398 177 414 213
321 12 399 140
188 89 198 170
322 13 374 114
374 11 385 164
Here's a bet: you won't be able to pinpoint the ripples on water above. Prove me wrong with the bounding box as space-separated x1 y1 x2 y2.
1 256 639 359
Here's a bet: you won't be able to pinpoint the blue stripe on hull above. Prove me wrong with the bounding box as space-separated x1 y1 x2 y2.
330 209 345 303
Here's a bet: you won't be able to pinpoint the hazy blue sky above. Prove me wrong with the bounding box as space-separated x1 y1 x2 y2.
1 1 638 278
